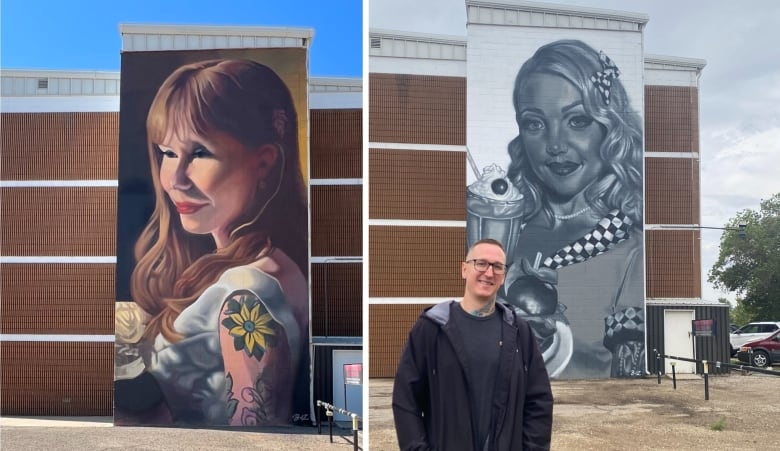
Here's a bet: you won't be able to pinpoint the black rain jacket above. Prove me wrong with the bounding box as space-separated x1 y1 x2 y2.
392 301 553 451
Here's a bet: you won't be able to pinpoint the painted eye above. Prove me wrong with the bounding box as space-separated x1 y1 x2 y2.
568 115 593 129
192 147 213 159
521 118 544 132
157 147 177 158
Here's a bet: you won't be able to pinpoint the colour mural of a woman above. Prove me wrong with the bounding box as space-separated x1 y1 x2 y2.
115 59 309 426
468 40 645 378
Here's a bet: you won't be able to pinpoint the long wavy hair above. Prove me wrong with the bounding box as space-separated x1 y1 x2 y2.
506 39 643 227
131 59 308 343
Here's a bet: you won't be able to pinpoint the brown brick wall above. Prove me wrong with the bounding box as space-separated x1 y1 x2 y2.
0 342 114 415
369 226 465 298
1 264 115 334
0 187 117 256
369 74 466 145
311 185 362 257
310 109 362 179
1 112 119 180
311 263 362 337
369 303 431 378
645 158 700 224
645 86 699 153
369 149 466 221
646 230 702 298
1 103 363 415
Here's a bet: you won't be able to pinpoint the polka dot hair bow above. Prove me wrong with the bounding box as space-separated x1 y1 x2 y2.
590 50 621 105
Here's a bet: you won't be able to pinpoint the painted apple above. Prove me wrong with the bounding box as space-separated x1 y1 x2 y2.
505 275 558 316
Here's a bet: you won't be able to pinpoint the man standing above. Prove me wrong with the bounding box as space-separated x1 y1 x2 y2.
392 238 553 450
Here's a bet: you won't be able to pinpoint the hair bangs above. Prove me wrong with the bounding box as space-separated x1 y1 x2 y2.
148 74 220 147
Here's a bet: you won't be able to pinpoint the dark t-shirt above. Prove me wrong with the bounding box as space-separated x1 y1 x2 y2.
451 302 502 451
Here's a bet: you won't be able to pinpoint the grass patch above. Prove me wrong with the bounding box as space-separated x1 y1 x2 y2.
710 416 727 431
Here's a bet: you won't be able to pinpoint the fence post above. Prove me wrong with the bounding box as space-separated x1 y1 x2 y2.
655 349 661 384
671 362 677 389
316 401 322 434
352 413 359 451
327 407 334 443
703 360 710 401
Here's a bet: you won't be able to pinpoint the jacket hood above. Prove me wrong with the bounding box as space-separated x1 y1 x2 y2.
423 300 516 327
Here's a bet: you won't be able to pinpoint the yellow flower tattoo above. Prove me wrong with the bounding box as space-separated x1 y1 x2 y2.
222 294 277 360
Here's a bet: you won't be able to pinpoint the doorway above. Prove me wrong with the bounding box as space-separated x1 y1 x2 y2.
664 309 696 374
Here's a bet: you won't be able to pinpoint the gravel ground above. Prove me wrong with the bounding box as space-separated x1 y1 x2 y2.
369 371 780 450
0 418 362 450
3 372 778 450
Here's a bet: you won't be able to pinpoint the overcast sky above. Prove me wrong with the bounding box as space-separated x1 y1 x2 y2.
370 0 780 304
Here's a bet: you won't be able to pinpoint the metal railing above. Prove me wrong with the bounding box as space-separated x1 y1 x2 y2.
652 349 780 400
315 400 361 451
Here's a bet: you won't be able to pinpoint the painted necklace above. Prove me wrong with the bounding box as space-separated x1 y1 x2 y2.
553 205 592 220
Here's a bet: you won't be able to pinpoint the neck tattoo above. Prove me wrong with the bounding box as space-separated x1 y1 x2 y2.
553 205 592 220
470 301 496 317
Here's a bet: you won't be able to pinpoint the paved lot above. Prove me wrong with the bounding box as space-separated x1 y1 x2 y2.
0 416 362 450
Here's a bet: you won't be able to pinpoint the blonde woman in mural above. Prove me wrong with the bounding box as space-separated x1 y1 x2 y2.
500 40 645 378
115 59 309 426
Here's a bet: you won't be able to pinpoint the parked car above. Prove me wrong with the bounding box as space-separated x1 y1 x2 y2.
730 322 780 356
736 329 780 368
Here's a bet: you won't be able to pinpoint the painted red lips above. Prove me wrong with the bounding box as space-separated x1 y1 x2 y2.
175 202 207 214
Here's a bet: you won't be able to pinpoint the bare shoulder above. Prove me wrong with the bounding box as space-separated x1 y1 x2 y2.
248 249 308 326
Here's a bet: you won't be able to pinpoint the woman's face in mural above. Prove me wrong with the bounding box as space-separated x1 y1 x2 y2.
516 73 606 199
157 128 273 248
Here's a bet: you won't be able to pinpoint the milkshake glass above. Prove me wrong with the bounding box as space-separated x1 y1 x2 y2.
466 164 525 263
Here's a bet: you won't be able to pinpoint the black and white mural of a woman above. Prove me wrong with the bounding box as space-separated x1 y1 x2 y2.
467 39 645 378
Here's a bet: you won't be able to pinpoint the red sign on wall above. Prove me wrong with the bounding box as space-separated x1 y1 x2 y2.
344 363 363 385
692 319 716 337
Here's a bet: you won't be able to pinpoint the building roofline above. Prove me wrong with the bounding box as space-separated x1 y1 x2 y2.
645 54 707 70
646 298 727 306
369 28 466 46
466 0 649 24
1 70 361 103
0 69 120 79
310 77 362 92
1 69 358 87
118 23 314 40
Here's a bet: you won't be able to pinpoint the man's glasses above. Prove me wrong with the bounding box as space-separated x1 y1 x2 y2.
465 259 508 275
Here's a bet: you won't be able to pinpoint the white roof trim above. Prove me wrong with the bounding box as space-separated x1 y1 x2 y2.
0 69 120 79
119 23 313 39
1 72 362 111
646 298 728 306
119 24 313 52
466 0 649 24
310 77 362 92
369 29 467 62
369 28 466 46
645 54 707 71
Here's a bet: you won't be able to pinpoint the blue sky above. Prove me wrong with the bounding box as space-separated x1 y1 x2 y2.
0 0 362 76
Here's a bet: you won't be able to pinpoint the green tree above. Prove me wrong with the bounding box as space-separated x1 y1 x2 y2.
721 297 751 327
709 193 780 321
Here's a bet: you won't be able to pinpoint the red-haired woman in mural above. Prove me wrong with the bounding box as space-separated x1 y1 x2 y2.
115 59 309 426
491 40 645 379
